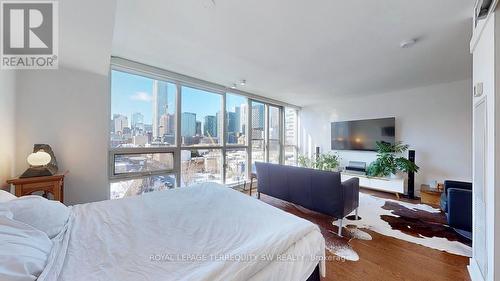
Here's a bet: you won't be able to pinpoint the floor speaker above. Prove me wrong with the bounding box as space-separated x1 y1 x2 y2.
408 150 415 199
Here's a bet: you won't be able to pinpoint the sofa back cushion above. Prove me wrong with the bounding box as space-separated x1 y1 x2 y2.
256 162 342 216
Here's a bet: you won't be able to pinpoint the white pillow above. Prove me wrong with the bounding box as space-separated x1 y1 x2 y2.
5 196 70 239
0 216 52 281
0 190 16 202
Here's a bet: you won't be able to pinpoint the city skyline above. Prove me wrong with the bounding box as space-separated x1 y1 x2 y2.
111 70 245 127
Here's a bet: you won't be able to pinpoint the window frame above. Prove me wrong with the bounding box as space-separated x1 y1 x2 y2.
284 108 299 166
109 58 300 195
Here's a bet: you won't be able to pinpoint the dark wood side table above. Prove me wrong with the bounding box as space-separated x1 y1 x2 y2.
420 184 443 207
6 171 68 203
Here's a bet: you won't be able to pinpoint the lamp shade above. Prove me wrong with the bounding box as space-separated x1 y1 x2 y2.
27 151 52 167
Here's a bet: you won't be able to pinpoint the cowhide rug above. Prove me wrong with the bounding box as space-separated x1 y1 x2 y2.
339 193 472 257
258 192 471 262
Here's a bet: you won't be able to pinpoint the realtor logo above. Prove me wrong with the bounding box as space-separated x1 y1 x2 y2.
1 1 58 69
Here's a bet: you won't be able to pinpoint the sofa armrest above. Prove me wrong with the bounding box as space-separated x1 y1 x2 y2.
341 177 360 217
444 180 472 193
447 188 472 232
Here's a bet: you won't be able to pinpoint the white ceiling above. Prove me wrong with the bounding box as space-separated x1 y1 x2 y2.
59 0 116 75
112 0 473 107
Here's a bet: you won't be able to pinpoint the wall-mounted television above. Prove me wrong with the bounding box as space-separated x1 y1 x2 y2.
331 117 395 151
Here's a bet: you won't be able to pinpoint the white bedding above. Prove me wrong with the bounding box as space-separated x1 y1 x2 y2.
39 183 325 281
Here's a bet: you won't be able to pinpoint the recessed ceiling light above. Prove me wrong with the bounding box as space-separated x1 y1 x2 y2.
230 83 237 89
240 79 246 86
400 39 417 48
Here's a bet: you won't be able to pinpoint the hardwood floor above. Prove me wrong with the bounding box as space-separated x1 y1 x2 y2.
241 187 471 281
323 228 470 281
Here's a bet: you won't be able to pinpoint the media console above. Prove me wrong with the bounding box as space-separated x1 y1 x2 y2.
341 172 405 198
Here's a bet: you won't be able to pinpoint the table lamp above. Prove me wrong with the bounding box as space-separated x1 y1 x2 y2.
20 144 58 178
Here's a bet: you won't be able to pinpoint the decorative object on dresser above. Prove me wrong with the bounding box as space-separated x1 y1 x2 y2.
420 184 443 206
7 171 68 203
20 144 59 178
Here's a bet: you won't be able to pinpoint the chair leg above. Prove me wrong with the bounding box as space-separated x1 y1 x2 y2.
337 218 343 237
249 179 253 196
355 208 359 220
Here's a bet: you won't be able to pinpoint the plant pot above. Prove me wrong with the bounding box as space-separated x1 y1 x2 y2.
390 173 402 179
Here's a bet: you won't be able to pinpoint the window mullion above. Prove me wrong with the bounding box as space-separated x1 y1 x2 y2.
222 93 227 184
175 83 182 187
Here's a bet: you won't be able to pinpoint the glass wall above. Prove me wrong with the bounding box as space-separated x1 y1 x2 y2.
181 86 222 147
284 108 298 166
181 149 222 186
268 106 281 164
110 67 299 199
251 101 265 165
225 148 247 185
110 175 176 199
226 94 247 145
111 70 176 148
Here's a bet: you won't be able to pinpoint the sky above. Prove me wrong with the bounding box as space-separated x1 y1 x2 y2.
111 70 245 124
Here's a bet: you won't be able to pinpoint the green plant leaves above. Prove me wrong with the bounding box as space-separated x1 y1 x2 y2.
366 141 419 177
298 152 340 171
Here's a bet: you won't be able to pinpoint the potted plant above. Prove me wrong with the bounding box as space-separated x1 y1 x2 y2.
366 141 419 178
298 152 341 172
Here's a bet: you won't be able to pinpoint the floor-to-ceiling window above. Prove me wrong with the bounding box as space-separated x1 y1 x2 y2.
268 105 282 164
109 70 178 199
284 107 298 166
225 94 249 185
250 101 266 165
180 86 223 186
109 59 299 199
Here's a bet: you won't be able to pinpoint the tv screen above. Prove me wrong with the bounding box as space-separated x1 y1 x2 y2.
331 117 395 151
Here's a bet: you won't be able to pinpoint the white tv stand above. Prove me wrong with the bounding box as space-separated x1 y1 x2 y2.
341 172 406 197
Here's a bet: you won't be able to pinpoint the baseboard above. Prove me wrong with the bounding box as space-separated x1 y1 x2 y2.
468 258 486 281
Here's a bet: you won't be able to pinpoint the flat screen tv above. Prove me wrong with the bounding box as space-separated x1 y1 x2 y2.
331 117 395 151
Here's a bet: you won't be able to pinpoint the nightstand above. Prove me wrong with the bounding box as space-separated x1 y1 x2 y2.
7 171 68 203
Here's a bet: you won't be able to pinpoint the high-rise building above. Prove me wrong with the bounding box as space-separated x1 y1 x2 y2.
152 81 169 139
251 104 265 139
285 108 297 145
227 112 238 134
252 104 265 129
166 114 175 135
114 114 128 134
204 115 217 137
195 121 202 136
239 104 247 134
234 106 241 134
159 114 169 137
181 112 196 137
131 112 144 129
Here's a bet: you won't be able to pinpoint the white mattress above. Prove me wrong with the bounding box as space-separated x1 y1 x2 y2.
39 183 325 281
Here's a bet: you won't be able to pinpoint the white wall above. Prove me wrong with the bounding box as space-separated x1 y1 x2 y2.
15 67 110 205
300 79 472 195
469 8 500 281
0 71 16 190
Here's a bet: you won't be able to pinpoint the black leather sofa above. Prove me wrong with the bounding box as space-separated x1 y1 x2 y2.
440 180 472 239
255 162 360 236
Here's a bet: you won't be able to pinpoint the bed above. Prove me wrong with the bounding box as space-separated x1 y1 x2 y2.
0 183 325 281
